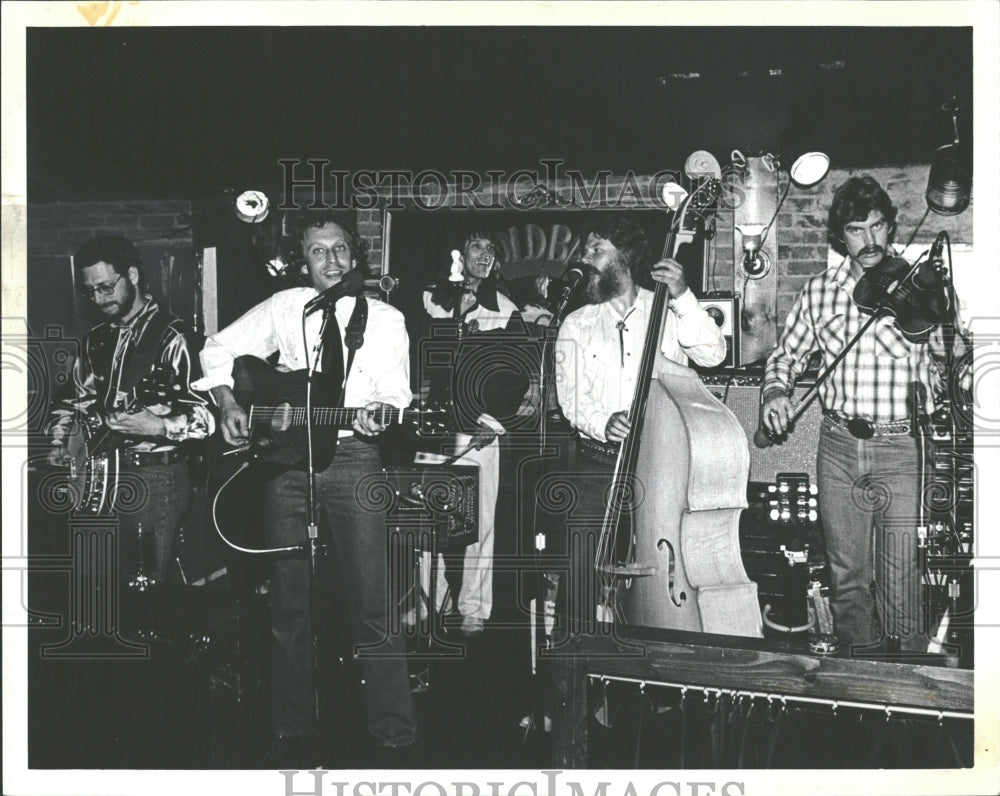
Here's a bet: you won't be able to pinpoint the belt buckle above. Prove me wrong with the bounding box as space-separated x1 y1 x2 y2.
846 418 874 439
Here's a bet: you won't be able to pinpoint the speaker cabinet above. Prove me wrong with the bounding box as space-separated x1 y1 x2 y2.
702 376 823 482
697 295 739 368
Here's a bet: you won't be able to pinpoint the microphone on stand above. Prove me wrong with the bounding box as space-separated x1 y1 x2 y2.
303 269 366 315
560 265 585 300
553 263 585 319
366 275 399 294
928 230 948 266
909 380 930 430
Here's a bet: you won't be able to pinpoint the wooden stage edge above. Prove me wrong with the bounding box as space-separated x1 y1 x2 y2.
548 625 974 768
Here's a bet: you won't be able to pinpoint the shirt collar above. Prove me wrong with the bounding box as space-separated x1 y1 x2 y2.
599 287 651 321
831 255 855 289
110 295 156 330
472 281 501 312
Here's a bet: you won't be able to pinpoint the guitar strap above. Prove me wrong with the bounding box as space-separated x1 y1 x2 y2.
339 295 368 407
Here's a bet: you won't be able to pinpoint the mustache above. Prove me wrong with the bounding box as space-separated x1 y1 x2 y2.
859 245 884 255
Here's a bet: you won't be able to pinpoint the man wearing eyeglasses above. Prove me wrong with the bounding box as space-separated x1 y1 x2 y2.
47 235 214 584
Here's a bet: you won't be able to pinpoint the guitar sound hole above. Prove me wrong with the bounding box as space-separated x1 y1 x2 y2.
272 403 293 433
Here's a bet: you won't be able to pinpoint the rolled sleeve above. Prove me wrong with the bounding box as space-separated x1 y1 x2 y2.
669 289 727 367
369 310 412 410
194 297 280 394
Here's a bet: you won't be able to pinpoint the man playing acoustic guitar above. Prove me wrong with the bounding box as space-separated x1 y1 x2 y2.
195 209 416 767
47 235 214 585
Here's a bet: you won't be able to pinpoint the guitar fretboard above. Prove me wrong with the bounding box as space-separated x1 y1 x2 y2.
248 405 408 428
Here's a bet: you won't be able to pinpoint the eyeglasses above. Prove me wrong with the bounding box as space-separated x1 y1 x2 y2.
78 275 124 299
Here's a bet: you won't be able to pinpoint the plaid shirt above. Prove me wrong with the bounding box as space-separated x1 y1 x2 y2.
763 255 939 423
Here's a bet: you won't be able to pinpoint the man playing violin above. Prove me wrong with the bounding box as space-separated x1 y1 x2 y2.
553 215 726 634
760 175 952 654
47 235 214 584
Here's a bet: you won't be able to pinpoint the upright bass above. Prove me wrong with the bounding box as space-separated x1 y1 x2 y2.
595 180 763 637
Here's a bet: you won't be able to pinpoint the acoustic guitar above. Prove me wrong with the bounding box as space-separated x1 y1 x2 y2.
228 355 449 472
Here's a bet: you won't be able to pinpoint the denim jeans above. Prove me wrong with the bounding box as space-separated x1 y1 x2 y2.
263 438 416 745
816 417 927 652
116 458 191 584
550 446 621 642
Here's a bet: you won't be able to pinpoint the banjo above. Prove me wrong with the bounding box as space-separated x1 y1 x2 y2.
59 365 174 513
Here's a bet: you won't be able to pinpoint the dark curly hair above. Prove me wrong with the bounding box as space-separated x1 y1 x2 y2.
827 176 898 256
287 208 371 281
579 215 654 286
73 235 146 291
427 227 513 310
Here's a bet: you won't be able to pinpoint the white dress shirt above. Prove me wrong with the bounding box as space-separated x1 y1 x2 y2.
555 288 726 441
195 287 411 435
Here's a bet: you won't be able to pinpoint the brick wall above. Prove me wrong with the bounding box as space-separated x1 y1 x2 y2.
356 165 972 323
26 167 970 334
776 165 973 319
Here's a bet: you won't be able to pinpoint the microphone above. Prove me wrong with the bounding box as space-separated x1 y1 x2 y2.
303 269 365 315
552 264 585 321
753 426 775 449
909 380 929 428
560 265 585 301
366 275 399 294
928 230 948 265
909 231 948 292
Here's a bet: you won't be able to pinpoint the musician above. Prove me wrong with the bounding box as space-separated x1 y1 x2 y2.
553 215 726 632
195 210 416 764
760 175 949 653
47 235 213 584
420 229 532 635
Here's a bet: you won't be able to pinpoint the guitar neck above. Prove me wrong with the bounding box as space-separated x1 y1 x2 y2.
248 405 409 428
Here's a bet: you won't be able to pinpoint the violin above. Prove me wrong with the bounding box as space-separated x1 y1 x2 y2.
852 256 948 344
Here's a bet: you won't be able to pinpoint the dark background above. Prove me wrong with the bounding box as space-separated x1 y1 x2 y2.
27 26 973 201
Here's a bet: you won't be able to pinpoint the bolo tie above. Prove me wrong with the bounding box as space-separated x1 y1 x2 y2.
616 307 637 368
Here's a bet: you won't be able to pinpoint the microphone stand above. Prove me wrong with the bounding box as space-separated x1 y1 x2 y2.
910 382 932 648
755 262 926 448
523 281 576 757
303 306 333 738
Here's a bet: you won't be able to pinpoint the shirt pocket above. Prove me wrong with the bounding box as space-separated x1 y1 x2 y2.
816 314 847 357
583 342 618 371
873 320 911 359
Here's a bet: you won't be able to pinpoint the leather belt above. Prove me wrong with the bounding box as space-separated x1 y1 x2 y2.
124 448 188 466
576 434 621 463
823 412 910 439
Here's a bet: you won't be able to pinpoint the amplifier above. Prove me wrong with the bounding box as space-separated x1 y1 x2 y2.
740 473 825 632
384 465 479 549
701 375 823 482
697 294 740 368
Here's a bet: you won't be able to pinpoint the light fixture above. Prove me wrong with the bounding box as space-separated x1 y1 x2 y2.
736 223 770 277
926 95 971 216
778 125 830 188
235 189 270 223
659 181 689 211
731 133 831 281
